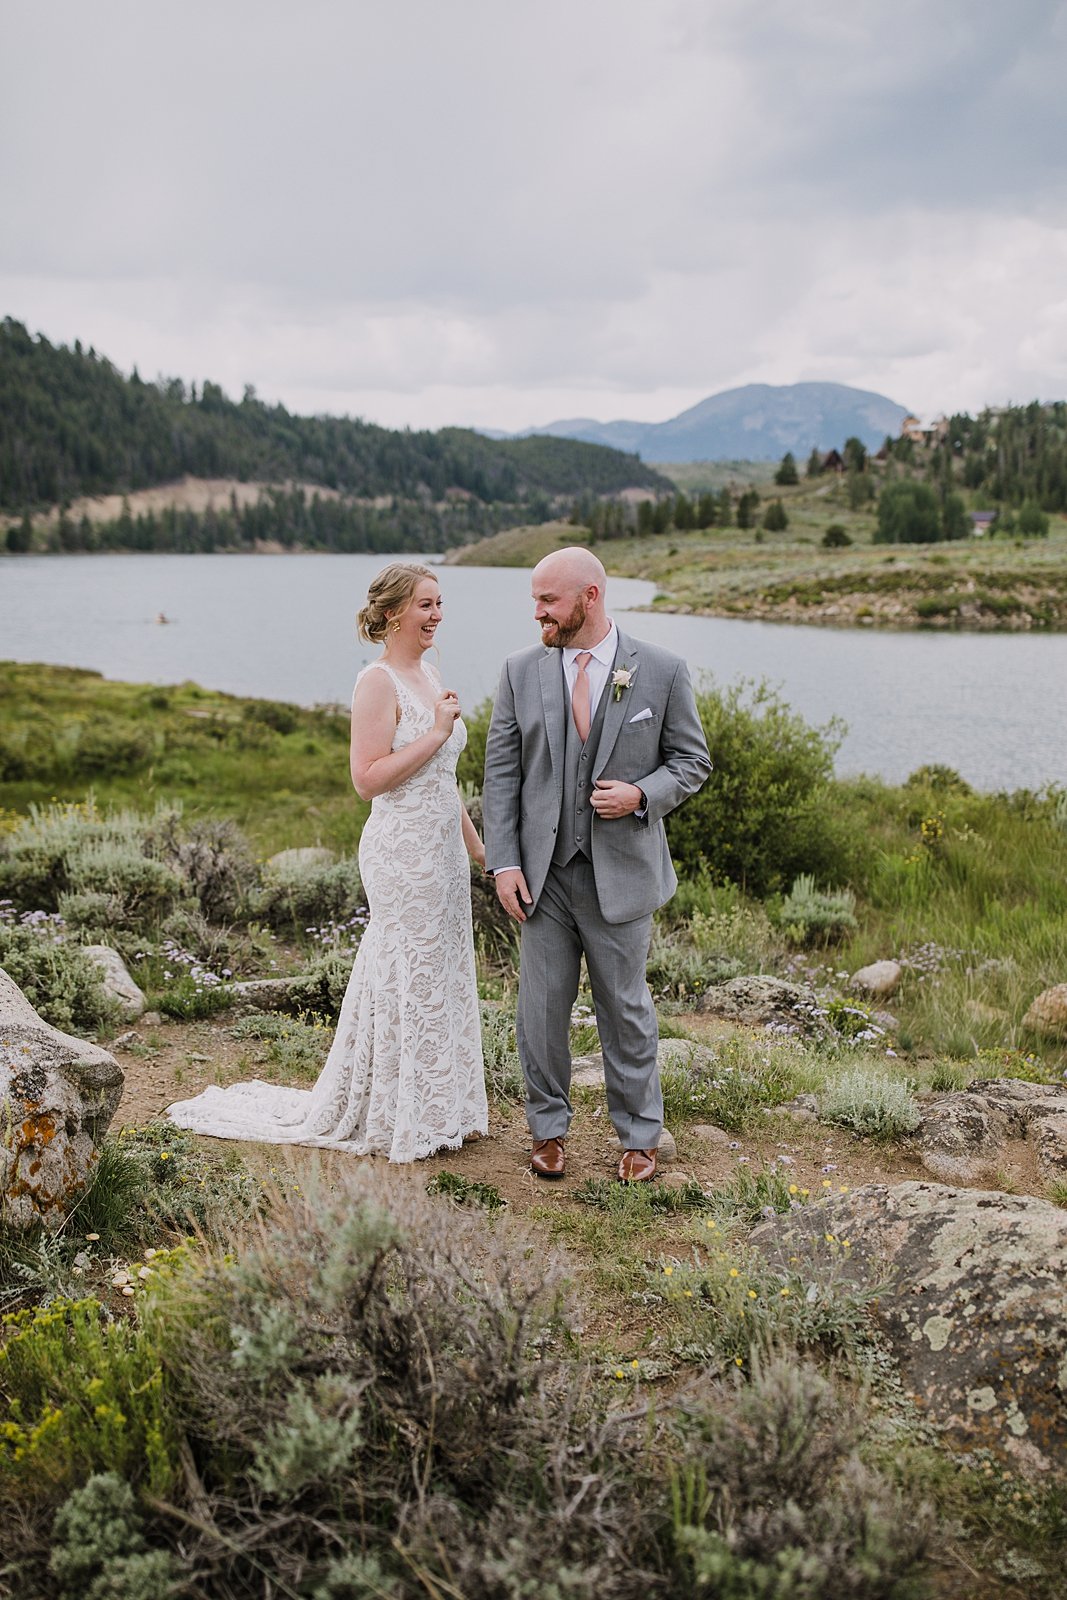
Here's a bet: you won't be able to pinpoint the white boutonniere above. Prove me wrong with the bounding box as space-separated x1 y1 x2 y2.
611 667 635 702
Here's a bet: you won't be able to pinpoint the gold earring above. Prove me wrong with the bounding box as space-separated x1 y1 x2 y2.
389 620 401 634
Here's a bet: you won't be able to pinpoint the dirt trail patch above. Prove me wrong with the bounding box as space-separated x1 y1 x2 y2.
112 1013 1049 1224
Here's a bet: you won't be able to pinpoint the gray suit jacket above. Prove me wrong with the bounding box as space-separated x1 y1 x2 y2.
483 628 712 924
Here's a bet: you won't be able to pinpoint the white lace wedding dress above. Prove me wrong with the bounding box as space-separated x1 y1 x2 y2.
166 660 488 1162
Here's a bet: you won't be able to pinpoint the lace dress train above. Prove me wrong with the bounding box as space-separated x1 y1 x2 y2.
166 661 488 1162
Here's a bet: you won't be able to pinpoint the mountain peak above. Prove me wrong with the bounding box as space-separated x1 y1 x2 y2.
511 382 910 462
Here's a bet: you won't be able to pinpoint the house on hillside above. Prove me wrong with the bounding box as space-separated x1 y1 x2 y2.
820 448 844 473
899 414 949 446
970 511 996 537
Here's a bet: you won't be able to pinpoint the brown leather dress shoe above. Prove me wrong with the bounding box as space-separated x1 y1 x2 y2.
617 1147 657 1183
530 1137 566 1179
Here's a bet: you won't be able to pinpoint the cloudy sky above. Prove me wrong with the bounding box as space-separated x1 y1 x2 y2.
4 0 1067 432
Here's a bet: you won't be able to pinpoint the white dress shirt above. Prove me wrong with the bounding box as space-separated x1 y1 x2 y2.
562 621 617 723
491 623 621 876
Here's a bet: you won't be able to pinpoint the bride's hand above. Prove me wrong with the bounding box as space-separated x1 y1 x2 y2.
468 838 486 871
434 690 461 738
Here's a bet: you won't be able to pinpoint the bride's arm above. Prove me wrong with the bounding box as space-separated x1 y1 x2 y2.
460 798 486 870
350 669 456 800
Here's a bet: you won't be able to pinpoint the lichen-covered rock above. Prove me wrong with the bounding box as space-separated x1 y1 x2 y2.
229 976 306 1012
970 1077 1067 1179
0 966 124 1231
1023 983 1067 1040
751 1180 1067 1473
695 975 827 1037
850 959 902 998
83 944 146 1019
916 1093 1012 1183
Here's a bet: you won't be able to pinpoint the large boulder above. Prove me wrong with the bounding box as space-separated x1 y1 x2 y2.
83 944 146 1020
850 960 902 999
695 975 828 1038
751 1181 1067 1473
915 1093 1013 1184
0 966 124 1231
1023 984 1067 1041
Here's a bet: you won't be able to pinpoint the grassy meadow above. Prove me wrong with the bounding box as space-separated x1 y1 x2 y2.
452 475 1067 631
2 660 1067 1597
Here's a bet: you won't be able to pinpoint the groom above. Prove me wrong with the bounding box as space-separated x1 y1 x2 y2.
483 546 711 1182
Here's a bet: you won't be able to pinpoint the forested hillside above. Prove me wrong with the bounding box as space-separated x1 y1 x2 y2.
0 319 668 515
900 403 1067 510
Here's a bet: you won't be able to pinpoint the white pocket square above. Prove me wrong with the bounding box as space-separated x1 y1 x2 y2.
629 707 654 723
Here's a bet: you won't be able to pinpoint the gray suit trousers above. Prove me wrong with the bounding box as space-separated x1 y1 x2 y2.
516 857 662 1148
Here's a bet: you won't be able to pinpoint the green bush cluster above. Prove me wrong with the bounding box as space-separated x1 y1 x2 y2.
0 915 119 1034
667 681 852 896
777 873 858 945
818 1068 921 1140
1 1177 929 1599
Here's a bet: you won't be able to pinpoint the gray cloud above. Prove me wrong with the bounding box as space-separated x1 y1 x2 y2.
2 0 1066 429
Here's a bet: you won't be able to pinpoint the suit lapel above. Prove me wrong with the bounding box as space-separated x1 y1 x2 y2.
538 648 567 795
592 632 640 779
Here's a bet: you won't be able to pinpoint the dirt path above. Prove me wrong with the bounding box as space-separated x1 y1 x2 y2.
113 1014 1046 1222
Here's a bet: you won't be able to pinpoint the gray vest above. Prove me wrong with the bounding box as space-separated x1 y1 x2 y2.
552 671 611 867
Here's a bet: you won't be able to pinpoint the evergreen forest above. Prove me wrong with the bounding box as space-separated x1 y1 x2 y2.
0 319 668 549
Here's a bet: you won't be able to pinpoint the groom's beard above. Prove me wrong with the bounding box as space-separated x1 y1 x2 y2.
539 598 587 648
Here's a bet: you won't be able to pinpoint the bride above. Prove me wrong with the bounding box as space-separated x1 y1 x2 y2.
167 563 489 1161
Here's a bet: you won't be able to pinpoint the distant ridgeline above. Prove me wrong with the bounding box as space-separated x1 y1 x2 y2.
0 318 669 552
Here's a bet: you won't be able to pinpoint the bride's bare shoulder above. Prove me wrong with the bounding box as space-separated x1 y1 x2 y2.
352 662 397 708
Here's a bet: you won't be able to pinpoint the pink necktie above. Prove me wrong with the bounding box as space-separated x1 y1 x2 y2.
572 651 592 742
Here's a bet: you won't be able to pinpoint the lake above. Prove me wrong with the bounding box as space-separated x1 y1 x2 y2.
2 552 1065 791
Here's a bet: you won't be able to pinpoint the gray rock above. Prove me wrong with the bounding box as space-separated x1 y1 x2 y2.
141 1011 163 1027
0 966 124 1232
229 977 305 1012
83 944 146 1019
850 960 902 999
695 975 828 1038
689 1123 733 1146
263 846 337 879
1022 984 1067 1041
969 1078 1067 1178
751 1180 1067 1473
571 1052 605 1089
916 1093 1011 1184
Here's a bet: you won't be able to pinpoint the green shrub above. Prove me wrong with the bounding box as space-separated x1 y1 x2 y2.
253 856 364 933
50 1472 181 1600
905 764 973 795
822 523 852 549
479 1001 525 1102
666 681 849 896
65 840 185 924
0 915 120 1034
455 696 493 792
146 810 258 921
151 974 233 1020
818 1067 921 1139
670 1356 929 1594
647 925 740 1000
72 721 157 776
777 873 857 945
874 479 942 544
0 1295 179 1500
761 498 789 532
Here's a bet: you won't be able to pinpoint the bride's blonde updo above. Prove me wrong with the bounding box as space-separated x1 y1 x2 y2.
357 562 438 643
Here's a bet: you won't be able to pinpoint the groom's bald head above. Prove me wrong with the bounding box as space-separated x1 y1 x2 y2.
531 545 610 650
